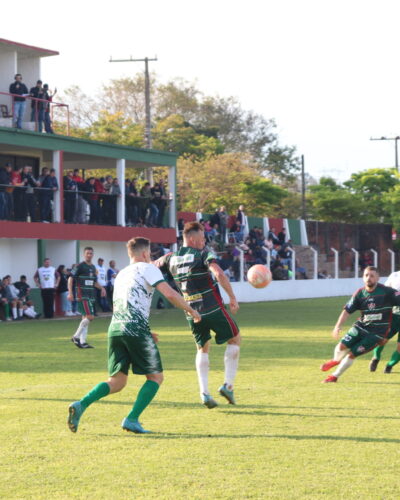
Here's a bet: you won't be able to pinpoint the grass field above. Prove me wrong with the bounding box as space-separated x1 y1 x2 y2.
1 297 400 499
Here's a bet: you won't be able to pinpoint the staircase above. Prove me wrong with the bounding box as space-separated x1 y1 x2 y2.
293 246 353 279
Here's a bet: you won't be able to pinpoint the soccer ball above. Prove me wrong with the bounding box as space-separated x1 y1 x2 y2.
247 264 272 289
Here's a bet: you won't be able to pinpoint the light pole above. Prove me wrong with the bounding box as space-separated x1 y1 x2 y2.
370 136 400 171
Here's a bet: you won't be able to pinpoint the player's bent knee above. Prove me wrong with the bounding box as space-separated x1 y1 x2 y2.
228 334 241 346
146 372 164 385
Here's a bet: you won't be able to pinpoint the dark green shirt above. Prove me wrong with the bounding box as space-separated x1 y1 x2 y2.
156 246 222 316
345 283 400 337
74 262 97 301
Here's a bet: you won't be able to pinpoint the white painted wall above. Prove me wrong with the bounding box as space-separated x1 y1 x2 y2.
79 240 130 270
219 278 389 304
46 240 77 269
0 51 17 101
0 239 37 282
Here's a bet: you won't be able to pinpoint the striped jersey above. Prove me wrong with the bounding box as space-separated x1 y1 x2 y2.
344 283 400 337
156 246 222 316
74 261 97 301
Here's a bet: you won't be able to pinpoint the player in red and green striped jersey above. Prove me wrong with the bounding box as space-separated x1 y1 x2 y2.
156 221 241 408
321 266 400 383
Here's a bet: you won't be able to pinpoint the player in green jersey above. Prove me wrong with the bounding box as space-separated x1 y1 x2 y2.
320 266 400 383
68 247 106 349
369 270 400 373
68 237 201 434
156 221 241 408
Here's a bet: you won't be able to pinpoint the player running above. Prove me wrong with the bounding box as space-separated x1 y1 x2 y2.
68 246 106 349
156 221 241 408
369 269 400 373
68 237 201 434
320 266 400 383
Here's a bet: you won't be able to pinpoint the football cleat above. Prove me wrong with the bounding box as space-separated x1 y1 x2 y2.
322 375 338 383
218 384 236 404
320 360 340 372
68 401 84 433
71 337 83 348
201 393 218 409
121 418 151 434
384 364 393 374
80 343 94 349
369 358 380 372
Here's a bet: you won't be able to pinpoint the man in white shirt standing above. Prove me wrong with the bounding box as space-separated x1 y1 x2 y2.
95 257 110 312
34 258 60 318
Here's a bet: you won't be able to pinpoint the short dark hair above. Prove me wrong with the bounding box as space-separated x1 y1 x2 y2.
84 246 94 252
127 237 150 257
183 221 204 237
364 265 379 274
20 275 26 280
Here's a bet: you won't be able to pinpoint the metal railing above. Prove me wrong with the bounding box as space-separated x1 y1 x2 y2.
0 91 70 135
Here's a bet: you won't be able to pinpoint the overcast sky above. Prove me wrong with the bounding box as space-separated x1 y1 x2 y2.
3 0 400 181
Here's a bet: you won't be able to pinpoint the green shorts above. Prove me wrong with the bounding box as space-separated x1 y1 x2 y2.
77 299 96 317
108 334 163 376
387 314 400 341
341 327 383 357
188 308 240 347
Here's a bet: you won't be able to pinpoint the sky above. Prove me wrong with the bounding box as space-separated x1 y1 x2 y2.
2 0 400 181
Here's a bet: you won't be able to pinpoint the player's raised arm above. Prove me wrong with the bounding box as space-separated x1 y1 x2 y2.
208 261 239 315
155 281 201 323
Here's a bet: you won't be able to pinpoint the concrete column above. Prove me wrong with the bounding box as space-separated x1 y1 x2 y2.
52 150 63 223
116 159 126 226
168 164 177 230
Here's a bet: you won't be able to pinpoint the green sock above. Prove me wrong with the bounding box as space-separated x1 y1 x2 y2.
373 345 385 360
388 350 400 367
127 380 160 422
4 303 10 319
80 382 110 410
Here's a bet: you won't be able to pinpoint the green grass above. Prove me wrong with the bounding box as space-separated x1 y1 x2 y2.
1 298 400 499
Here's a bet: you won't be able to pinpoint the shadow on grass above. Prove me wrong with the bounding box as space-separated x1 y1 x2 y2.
95 431 400 444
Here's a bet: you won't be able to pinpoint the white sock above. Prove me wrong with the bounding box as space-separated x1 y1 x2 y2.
333 355 354 378
73 318 90 343
18 308 23 317
24 307 36 318
333 344 349 362
224 344 240 390
196 351 209 395
12 307 17 319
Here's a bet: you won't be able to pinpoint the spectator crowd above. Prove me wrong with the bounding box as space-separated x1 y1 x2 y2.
9 74 56 133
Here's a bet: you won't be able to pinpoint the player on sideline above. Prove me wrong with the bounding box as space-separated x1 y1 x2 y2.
320 266 400 383
156 221 241 409
370 269 400 373
68 237 201 434
68 246 106 349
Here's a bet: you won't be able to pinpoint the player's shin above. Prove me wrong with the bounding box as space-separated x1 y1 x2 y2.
80 381 111 410
332 355 354 378
372 344 384 360
126 380 160 422
224 344 240 390
388 350 400 367
196 351 210 395
73 317 90 342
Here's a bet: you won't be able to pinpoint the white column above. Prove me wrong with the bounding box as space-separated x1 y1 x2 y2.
262 246 271 269
116 159 125 227
310 247 318 279
52 150 62 223
331 247 339 279
388 249 395 274
168 164 177 229
288 247 296 280
351 248 359 278
370 249 378 268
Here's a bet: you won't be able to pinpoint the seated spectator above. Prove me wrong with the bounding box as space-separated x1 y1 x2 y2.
3 275 24 320
278 227 287 245
14 275 40 318
0 279 11 321
295 260 308 280
278 245 292 269
271 257 289 280
268 227 280 245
